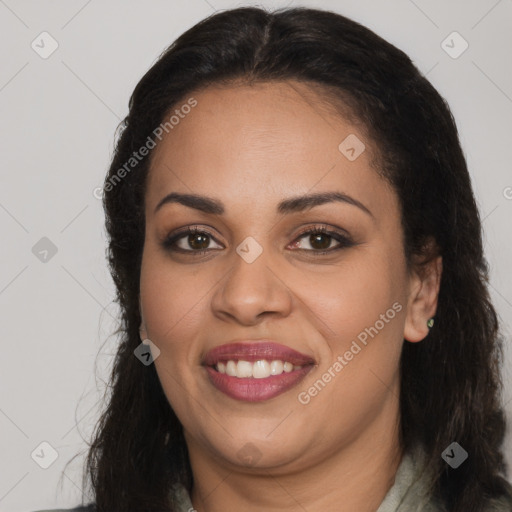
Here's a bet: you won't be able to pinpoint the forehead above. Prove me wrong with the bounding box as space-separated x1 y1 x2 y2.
145 80 396 220
149 80 360 166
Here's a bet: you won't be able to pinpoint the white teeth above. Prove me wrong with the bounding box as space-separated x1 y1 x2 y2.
215 359 303 378
283 362 293 373
270 360 283 375
252 360 271 379
236 360 253 378
226 360 237 377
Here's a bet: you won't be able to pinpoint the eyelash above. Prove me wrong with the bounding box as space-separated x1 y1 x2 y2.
161 224 355 257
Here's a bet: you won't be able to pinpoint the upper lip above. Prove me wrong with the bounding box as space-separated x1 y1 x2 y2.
203 340 315 367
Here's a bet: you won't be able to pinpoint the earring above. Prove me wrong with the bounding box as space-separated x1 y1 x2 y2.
427 318 434 329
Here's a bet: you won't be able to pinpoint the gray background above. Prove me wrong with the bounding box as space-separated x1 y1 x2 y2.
0 0 511 510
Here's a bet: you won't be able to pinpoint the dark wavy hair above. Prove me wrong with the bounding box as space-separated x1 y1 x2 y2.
72 6 511 512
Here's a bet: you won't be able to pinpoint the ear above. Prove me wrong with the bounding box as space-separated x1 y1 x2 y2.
403 250 443 343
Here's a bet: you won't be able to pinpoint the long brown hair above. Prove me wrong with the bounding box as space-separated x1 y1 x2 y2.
71 7 511 511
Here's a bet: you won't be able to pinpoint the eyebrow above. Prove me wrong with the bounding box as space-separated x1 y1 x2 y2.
154 191 374 218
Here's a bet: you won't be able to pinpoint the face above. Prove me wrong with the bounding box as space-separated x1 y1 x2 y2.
139 80 436 474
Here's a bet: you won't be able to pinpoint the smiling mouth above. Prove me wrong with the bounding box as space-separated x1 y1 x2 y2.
205 360 314 402
203 341 315 402
213 359 307 378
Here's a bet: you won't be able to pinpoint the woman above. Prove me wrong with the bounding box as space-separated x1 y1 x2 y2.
36 6 512 512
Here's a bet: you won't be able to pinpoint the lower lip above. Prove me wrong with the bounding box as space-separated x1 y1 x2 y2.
205 365 313 402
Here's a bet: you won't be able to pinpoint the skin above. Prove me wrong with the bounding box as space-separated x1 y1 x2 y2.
139 80 442 512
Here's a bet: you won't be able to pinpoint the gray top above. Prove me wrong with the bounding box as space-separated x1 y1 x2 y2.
32 444 512 512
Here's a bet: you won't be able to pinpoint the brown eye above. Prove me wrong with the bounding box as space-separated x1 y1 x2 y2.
162 227 223 254
308 232 333 250
186 232 211 250
162 224 354 257
290 226 354 254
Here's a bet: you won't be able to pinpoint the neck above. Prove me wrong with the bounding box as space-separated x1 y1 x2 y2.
187 394 402 512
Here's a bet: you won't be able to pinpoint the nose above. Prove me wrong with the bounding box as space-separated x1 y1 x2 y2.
210 245 293 326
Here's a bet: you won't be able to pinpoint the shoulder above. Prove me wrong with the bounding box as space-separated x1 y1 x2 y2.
380 444 512 512
31 505 95 512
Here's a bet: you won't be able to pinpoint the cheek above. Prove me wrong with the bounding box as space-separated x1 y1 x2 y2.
139 254 206 421
297 252 405 403
139 250 206 357
297 305 404 437
301 253 404 343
